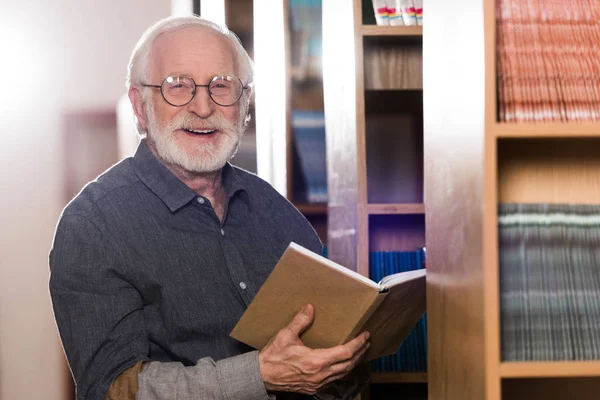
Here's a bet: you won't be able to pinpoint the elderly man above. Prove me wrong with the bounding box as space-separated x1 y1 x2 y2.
49 16 369 400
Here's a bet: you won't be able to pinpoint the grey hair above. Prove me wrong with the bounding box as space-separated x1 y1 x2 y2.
126 15 254 91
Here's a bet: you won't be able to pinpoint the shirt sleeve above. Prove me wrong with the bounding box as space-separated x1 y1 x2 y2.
50 214 271 400
137 351 270 400
50 214 149 400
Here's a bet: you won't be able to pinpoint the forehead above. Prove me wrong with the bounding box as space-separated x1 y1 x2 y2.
150 26 237 81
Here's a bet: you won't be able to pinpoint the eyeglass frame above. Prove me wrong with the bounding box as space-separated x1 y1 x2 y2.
140 75 252 107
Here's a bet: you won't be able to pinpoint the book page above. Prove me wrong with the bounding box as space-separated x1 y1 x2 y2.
378 268 426 287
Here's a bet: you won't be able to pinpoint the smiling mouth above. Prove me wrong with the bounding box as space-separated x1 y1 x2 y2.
183 128 217 135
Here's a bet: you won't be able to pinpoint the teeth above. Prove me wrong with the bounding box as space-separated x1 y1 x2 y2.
188 128 215 134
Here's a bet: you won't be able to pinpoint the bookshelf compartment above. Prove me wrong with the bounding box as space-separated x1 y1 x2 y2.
502 378 600 400
498 138 600 204
366 90 423 204
364 36 423 90
369 214 425 252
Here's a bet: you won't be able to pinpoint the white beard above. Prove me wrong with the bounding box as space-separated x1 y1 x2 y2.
144 98 246 174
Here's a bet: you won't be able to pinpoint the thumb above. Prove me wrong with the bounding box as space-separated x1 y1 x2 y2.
286 304 314 337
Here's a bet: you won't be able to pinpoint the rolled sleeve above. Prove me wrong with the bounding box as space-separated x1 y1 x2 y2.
137 351 269 400
217 351 269 400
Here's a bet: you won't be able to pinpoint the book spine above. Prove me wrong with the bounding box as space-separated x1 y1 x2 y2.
341 289 388 346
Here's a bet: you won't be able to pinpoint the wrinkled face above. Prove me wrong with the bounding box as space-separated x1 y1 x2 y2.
141 27 249 174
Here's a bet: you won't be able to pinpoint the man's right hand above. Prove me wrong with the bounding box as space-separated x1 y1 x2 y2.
258 304 370 395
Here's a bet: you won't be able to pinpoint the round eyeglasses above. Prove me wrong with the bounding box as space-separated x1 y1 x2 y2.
141 75 250 107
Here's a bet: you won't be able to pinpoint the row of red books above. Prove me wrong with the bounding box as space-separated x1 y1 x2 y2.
497 0 600 122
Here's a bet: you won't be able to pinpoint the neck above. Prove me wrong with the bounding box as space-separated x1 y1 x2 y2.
167 162 225 198
146 141 227 215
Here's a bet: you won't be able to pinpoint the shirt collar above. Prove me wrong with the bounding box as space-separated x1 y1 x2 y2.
132 139 249 213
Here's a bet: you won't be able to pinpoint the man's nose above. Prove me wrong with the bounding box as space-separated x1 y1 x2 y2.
186 87 215 118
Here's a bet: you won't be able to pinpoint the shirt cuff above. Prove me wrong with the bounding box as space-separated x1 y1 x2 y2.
216 350 269 400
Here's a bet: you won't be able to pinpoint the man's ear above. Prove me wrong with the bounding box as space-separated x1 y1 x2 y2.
129 86 148 132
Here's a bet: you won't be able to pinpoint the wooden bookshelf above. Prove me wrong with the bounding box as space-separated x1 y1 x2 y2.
425 0 600 399
323 0 427 393
500 362 600 379
371 372 428 383
361 25 423 37
367 203 425 215
296 203 327 215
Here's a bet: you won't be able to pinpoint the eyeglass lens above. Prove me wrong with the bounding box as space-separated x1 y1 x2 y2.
161 76 243 106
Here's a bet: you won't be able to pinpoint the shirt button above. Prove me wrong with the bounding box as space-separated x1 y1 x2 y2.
220 229 225 236
197 197 205 205
239 282 247 290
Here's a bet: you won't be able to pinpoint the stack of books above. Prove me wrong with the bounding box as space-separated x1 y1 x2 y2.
497 0 600 122
499 203 600 361
370 0 423 26
369 249 427 372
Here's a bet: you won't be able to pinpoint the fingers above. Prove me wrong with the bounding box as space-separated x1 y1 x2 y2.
312 344 370 393
328 340 370 374
345 331 370 354
319 331 370 364
285 304 315 337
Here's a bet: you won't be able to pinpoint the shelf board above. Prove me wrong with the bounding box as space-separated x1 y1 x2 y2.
362 25 423 37
371 372 427 384
295 203 328 215
367 203 425 215
500 362 600 378
490 122 600 138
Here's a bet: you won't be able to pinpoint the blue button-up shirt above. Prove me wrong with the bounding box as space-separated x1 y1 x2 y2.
49 139 322 399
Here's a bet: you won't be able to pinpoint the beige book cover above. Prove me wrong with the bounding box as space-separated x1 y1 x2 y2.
230 242 426 361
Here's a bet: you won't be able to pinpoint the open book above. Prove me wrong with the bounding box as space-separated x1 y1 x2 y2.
230 242 426 361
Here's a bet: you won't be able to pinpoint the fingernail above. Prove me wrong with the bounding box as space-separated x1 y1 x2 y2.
365 332 370 340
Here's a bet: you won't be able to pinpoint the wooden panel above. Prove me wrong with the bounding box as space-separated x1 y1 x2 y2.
483 0 502 399
296 203 327 215
369 215 425 252
371 372 428 383
424 0 490 399
323 0 368 275
362 26 423 37
498 138 600 204
502 378 600 400
366 90 423 204
364 36 422 90
501 362 600 378
491 122 600 138
367 203 425 215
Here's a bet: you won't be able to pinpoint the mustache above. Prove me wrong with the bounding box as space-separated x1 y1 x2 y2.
170 111 237 133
